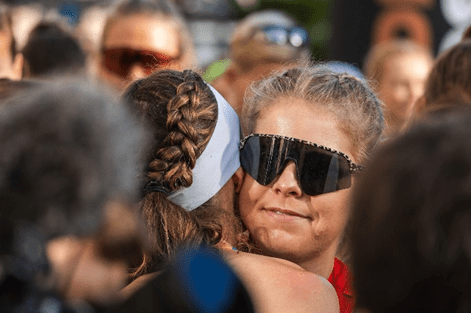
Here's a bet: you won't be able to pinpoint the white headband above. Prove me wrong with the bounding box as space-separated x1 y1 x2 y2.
166 84 241 211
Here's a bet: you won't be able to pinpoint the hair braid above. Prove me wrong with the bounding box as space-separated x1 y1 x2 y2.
145 70 216 190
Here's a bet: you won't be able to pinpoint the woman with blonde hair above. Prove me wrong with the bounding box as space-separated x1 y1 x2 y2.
238 65 384 313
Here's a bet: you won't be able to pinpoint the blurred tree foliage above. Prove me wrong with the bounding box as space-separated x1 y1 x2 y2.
231 0 333 61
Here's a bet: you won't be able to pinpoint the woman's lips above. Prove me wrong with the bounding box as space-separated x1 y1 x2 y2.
263 207 309 221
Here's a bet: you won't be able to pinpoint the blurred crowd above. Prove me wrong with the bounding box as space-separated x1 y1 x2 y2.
1 0 471 312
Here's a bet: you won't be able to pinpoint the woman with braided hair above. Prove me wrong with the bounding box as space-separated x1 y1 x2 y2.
122 69 339 313
238 65 384 313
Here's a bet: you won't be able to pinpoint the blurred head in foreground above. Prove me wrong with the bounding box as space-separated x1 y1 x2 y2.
212 9 311 115
98 0 195 91
351 108 471 313
364 40 433 136
0 80 147 306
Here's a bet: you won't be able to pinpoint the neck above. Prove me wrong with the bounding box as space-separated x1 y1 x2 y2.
296 244 338 279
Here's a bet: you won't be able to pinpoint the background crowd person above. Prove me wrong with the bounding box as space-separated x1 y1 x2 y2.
238 65 384 313
0 4 22 80
74 5 109 77
351 108 471 313
363 40 433 137
98 0 195 91
413 40 471 116
212 9 311 115
22 21 86 79
0 80 147 310
121 69 339 313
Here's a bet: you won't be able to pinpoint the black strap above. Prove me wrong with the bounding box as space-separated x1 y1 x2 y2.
142 180 170 196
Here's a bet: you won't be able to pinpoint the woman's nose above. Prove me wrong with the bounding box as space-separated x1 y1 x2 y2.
272 161 303 197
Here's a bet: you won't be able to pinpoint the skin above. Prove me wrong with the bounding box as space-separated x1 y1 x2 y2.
0 29 22 80
122 166 340 312
239 97 355 278
99 14 182 90
378 52 432 136
122 247 340 313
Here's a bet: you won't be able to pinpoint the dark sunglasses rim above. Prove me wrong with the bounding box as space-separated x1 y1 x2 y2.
239 133 364 174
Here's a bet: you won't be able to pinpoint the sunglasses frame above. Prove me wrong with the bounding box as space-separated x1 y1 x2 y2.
240 133 364 175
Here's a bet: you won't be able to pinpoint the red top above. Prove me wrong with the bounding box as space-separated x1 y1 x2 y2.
328 258 354 313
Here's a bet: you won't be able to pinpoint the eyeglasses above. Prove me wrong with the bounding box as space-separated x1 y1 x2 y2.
255 26 310 48
102 47 177 78
239 134 363 196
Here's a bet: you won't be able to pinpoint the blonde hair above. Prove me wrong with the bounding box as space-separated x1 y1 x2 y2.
242 65 384 163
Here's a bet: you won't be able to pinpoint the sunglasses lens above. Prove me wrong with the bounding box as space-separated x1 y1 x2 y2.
263 27 289 45
103 48 133 78
289 27 309 48
240 135 353 196
241 136 267 185
261 26 309 48
103 48 176 78
299 149 352 196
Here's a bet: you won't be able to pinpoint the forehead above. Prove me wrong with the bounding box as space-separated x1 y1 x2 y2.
254 97 355 161
103 14 180 57
382 52 432 80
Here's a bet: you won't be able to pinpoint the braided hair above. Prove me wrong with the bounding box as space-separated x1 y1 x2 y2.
123 69 241 278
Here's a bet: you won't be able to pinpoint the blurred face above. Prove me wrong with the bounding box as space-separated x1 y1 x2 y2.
238 98 355 273
378 52 432 132
99 14 181 90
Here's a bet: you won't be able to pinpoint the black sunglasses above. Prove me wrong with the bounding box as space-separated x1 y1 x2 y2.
239 134 363 196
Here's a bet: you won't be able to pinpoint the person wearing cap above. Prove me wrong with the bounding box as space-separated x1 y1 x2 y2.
212 9 311 115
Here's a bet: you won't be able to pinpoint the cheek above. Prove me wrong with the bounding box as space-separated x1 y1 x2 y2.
238 176 265 219
312 188 352 230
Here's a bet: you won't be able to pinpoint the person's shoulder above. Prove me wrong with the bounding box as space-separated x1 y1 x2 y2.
223 250 339 313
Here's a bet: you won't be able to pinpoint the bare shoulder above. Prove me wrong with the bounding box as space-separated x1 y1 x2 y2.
223 250 339 313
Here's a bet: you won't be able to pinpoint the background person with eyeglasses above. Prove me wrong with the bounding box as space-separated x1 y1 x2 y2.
98 0 195 91
211 9 311 116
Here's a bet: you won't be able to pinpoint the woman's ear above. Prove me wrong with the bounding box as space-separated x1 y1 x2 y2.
232 167 245 194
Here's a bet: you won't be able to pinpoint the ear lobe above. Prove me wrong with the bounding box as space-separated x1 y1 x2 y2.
232 167 245 194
